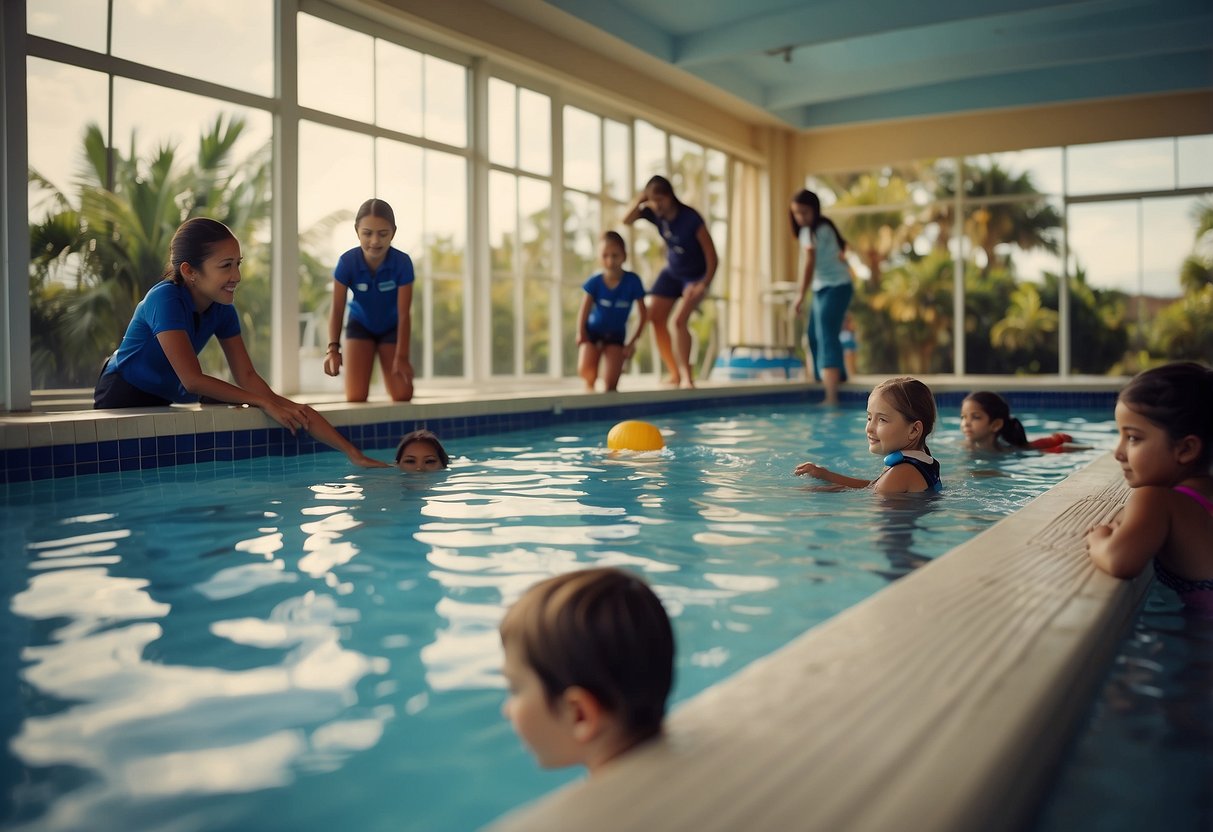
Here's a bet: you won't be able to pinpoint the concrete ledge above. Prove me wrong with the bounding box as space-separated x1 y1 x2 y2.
488 453 1146 832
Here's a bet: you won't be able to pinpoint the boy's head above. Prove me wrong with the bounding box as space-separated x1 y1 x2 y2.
499 568 674 771
394 429 449 471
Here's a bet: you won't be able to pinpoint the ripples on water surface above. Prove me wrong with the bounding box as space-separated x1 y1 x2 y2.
0 406 1113 831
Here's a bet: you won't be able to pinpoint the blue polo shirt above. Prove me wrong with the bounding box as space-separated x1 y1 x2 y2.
334 246 415 335
584 271 646 336
105 279 241 403
640 205 707 281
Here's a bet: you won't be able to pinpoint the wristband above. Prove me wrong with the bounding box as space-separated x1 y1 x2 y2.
327 342 341 354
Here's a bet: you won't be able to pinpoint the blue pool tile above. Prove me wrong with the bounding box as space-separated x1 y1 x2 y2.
195 449 214 464
76 462 98 477
196 432 215 451
157 436 175 455
142 454 162 470
214 431 232 449
76 443 98 463
140 437 157 456
175 434 195 453
98 459 120 474
7 467 29 483
52 444 75 466
98 440 118 461
118 438 139 459
31 446 52 467
30 466 53 481
233 430 251 448
176 451 196 466
251 428 267 447
120 456 141 472
233 446 251 460
7 448 30 469
215 448 233 462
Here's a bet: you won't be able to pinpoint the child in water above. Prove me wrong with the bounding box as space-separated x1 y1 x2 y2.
961 391 1078 453
394 429 449 472
1085 362 1213 613
499 568 674 774
795 376 942 493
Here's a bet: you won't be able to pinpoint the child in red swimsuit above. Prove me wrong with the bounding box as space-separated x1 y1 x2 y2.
1085 362 1213 613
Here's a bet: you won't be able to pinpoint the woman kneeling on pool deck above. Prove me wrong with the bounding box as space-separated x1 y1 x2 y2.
794 376 942 494
500 568 674 774
94 218 387 469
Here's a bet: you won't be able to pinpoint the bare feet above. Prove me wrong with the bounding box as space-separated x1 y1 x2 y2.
679 378 696 389
661 375 681 387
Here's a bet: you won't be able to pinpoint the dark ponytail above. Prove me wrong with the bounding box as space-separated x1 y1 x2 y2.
790 188 848 251
1119 361 1213 468
163 218 236 284
355 198 396 231
964 391 1028 448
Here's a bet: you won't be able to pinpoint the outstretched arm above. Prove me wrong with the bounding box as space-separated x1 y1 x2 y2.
215 333 387 468
1085 488 1169 579
794 460 871 489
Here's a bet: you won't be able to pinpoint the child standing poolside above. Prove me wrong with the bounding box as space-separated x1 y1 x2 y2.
1085 362 1213 613
576 231 649 392
624 175 718 389
961 391 1080 453
791 189 853 406
794 376 942 493
500 568 674 775
324 198 415 403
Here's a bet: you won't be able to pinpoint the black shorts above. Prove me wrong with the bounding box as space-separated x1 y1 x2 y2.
346 318 397 345
94 359 173 409
585 328 626 348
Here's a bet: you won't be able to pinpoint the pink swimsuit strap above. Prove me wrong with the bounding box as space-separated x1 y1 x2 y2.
1173 485 1213 514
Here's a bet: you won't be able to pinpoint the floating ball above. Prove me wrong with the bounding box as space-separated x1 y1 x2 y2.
607 420 665 452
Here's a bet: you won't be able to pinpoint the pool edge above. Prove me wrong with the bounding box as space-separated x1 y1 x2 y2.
486 453 1145 832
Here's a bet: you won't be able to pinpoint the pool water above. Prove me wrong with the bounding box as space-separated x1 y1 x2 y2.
0 405 1112 831
1031 582 1213 832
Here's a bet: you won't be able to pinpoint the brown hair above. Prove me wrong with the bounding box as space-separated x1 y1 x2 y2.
601 230 627 258
163 218 236 285
500 568 674 744
355 198 396 231
873 376 937 453
789 188 847 250
1119 361 1213 469
394 429 449 467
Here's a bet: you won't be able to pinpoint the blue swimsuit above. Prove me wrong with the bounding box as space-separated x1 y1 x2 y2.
881 450 943 492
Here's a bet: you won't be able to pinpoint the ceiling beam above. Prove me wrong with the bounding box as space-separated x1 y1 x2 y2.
541 0 675 62
765 14 1213 110
781 51 1213 129
672 0 1108 66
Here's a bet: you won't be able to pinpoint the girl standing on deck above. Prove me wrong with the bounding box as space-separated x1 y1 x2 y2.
624 175 717 389
324 198 415 402
791 189 853 406
576 231 648 392
1085 362 1213 613
94 218 386 468
794 376 942 494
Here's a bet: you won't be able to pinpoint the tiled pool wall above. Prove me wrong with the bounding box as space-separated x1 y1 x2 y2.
0 388 1118 484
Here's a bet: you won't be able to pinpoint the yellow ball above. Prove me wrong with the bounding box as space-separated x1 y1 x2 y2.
607 420 665 452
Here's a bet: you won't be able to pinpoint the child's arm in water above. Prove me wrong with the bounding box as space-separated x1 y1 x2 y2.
794 461 871 489
1085 487 1170 579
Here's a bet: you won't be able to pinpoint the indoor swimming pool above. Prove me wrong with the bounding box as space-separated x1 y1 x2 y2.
1 402 1120 830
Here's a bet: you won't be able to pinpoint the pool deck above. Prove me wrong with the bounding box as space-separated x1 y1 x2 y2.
488 451 1146 832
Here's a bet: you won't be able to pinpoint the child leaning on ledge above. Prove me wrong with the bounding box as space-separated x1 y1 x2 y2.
499 567 674 774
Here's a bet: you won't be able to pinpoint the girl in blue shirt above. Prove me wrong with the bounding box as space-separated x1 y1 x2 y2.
324 198 415 402
791 189 854 406
94 218 386 468
624 175 718 389
576 231 648 392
